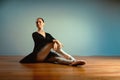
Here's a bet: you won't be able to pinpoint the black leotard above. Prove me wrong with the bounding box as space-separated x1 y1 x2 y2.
19 32 59 63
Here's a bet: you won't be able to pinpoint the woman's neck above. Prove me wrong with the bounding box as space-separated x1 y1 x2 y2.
37 29 44 33
37 29 46 38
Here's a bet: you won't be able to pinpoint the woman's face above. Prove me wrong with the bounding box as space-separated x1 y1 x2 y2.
36 18 45 30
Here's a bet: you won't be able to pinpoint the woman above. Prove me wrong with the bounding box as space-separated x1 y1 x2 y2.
20 18 86 66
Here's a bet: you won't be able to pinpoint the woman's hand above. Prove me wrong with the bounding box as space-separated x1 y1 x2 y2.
53 39 63 51
53 42 58 51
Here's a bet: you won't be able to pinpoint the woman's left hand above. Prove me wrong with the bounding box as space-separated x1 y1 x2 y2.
53 39 63 50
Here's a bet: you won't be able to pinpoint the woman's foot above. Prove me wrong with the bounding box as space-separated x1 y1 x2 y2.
70 60 86 66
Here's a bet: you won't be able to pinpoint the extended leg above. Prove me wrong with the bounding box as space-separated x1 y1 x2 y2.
46 56 86 66
46 57 73 64
55 49 76 61
53 48 86 66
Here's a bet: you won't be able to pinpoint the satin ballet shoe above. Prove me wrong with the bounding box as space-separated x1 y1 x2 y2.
70 60 86 66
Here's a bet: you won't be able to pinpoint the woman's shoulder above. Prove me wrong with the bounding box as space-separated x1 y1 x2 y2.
46 32 50 35
32 31 53 37
32 32 38 36
46 32 53 36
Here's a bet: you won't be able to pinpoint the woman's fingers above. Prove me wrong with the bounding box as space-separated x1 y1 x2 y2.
53 42 58 51
53 39 63 49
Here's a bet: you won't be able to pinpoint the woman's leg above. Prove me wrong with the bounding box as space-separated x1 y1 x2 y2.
46 56 86 66
36 43 54 62
53 49 86 66
46 56 73 64
55 49 76 61
37 42 86 66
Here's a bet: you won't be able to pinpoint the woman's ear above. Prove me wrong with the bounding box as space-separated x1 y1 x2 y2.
43 23 45 26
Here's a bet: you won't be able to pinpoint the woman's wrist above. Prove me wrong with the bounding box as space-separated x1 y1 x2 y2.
53 39 56 43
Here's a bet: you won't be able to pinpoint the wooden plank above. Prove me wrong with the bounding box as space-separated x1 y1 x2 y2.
0 56 120 80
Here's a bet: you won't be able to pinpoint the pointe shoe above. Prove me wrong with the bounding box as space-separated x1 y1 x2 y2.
70 60 86 66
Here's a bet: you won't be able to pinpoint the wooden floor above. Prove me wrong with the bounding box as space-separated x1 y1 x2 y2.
0 56 120 80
